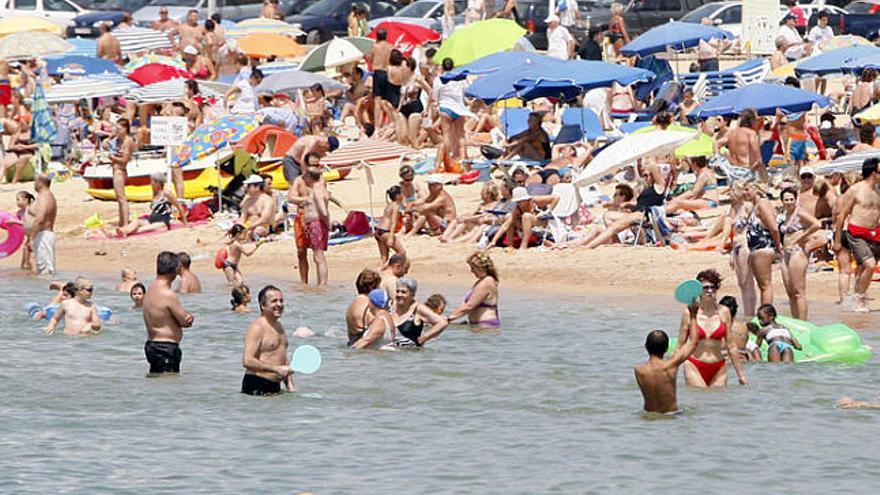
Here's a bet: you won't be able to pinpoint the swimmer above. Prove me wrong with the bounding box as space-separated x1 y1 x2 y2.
838 397 880 410
634 305 699 414
116 267 139 293
425 293 448 316
391 277 449 347
241 285 294 396
350 288 395 349
43 278 102 336
130 282 145 309
754 304 802 363
143 251 194 374
346 268 381 345
176 252 202 294
231 285 251 313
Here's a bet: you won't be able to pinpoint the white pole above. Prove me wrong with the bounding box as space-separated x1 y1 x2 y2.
208 0 216 17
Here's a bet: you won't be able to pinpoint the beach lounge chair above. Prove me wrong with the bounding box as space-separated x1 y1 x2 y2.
560 108 606 142
678 59 770 102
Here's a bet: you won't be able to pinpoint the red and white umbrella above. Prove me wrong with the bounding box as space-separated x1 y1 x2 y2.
368 21 440 56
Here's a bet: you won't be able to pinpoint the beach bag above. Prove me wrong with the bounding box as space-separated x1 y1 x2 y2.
343 210 370 236
187 201 213 222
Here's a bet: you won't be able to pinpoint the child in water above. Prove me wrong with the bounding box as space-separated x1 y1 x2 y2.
130 282 145 309
755 304 802 363
425 293 447 316
15 191 34 271
744 322 763 361
43 278 102 336
231 284 251 313
221 224 265 287
374 185 406 263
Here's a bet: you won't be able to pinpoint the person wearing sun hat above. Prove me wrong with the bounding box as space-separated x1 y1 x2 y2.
487 187 540 252
238 174 274 241
545 13 574 60
407 174 457 236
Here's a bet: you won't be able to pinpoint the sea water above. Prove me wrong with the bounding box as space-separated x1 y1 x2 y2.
1 271 879 494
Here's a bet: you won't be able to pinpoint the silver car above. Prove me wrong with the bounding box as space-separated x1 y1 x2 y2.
132 0 284 27
367 0 465 32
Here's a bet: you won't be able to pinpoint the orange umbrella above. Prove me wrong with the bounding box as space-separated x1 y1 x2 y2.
237 33 305 59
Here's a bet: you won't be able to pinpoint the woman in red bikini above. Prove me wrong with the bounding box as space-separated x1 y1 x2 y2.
675 269 748 388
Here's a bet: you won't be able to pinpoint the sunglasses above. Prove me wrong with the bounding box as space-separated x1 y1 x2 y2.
702 284 718 292
801 174 815 179
80 286 94 293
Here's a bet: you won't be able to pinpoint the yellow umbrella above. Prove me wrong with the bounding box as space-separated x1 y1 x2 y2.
237 33 306 59
769 62 796 79
0 16 61 37
854 101 880 124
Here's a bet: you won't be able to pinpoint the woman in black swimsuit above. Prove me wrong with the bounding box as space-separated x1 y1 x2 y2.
392 277 448 347
102 173 187 238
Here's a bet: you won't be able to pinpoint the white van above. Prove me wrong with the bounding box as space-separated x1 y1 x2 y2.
0 0 89 32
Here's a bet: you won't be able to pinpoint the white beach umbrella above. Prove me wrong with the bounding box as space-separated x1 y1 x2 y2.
574 130 697 186
126 78 222 103
112 26 173 54
45 74 136 102
814 152 877 176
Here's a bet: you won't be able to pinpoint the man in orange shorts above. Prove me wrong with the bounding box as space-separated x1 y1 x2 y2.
288 152 330 285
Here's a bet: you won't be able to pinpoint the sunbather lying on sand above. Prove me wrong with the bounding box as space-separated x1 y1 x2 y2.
102 173 187 239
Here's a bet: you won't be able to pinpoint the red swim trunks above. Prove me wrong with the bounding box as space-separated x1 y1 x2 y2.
0 81 11 106
304 219 328 251
847 224 880 242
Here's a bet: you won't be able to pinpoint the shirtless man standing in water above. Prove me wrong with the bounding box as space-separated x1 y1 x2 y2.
834 158 880 312
634 306 698 414
44 278 102 336
720 108 765 181
241 285 294 396
143 251 194 374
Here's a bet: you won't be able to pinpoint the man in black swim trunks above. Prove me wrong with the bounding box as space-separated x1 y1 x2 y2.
143 251 194 374
241 285 294 396
367 27 392 127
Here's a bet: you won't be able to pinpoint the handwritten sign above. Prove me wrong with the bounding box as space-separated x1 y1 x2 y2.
743 0 781 55
150 116 189 146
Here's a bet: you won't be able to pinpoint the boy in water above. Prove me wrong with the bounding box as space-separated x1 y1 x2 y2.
177 252 202 294
43 278 102 336
634 305 699 414
425 293 448 316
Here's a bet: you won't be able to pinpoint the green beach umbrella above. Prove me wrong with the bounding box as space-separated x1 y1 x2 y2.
633 123 715 158
434 19 526 67
299 37 373 72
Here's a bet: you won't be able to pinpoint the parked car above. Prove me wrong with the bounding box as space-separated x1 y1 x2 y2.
287 0 400 44
0 0 89 32
367 0 466 32
589 0 714 37
65 0 151 38
838 0 880 38
680 1 788 39
514 0 592 50
132 0 301 27
803 4 847 33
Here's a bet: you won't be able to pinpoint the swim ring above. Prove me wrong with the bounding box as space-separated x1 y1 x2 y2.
27 303 113 322
668 316 871 364
0 211 25 258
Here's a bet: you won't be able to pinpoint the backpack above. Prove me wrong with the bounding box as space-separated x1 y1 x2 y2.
343 210 370 236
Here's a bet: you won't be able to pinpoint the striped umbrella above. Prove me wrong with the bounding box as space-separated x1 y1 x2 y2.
172 114 262 168
64 37 97 57
126 78 221 104
45 74 136 103
298 37 373 72
814 152 876 176
30 81 56 145
124 54 185 71
320 139 416 169
112 26 173 54
0 31 72 60
257 61 300 75
227 18 304 39
237 33 306 59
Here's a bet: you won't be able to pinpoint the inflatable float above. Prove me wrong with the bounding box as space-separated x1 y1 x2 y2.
0 211 25 258
669 316 871 363
27 303 113 322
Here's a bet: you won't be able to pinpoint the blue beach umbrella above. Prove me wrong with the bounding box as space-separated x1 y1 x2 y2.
620 22 733 58
512 60 654 100
795 44 880 76
30 81 56 145
441 51 560 81
841 51 880 74
63 37 96 57
45 55 121 77
465 56 565 102
689 83 831 119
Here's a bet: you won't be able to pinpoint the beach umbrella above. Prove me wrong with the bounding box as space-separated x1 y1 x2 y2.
434 18 526 67
298 37 373 72
256 70 346 96
64 37 97 57
814 152 875 175
126 78 221 104
124 54 185 71
45 74 136 103
819 35 871 52
237 33 306 59
256 61 300 75
227 18 304 39
795 44 880 76
442 51 555 81
768 61 796 80
631 123 714 159
0 16 61 36
172 113 263 168
128 63 192 86
30 81 56 145
689 83 830 119
320 139 417 169
0 31 72 60
465 56 565 103
840 51 880 74
854 100 880 124
112 26 173 54
45 55 121 77
620 22 733 58
368 21 440 56
512 60 654 100
574 130 697 186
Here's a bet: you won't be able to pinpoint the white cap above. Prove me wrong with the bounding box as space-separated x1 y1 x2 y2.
182 45 199 56
425 174 445 185
544 14 560 23
799 167 815 177
511 186 532 203
243 175 264 185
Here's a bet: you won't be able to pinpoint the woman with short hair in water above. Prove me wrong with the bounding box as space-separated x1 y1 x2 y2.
777 187 820 319
351 288 395 349
392 277 449 347
448 252 500 327
675 269 748 387
346 268 381 345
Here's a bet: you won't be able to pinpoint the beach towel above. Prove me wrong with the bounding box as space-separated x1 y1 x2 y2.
87 220 209 241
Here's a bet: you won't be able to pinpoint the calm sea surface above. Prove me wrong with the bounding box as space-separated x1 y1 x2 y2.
1 270 878 494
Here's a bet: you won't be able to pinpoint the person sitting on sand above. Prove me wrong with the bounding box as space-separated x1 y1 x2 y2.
448 252 500 328
43 278 102 336
103 173 188 238
350 288 395 349
346 268 382 345
635 305 699 414
374 185 406 263
231 285 251 313
130 282 146 309
221 224 266 287
238 175 275 241
425 293 448 316
391 277 449 347
441 182 501 244
664 156 720 214
177 252 202 294
754 303 802 363
397 164 425 232
407 175 457 236
501 112 551 161
116 267 139 293
487 187 553 252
